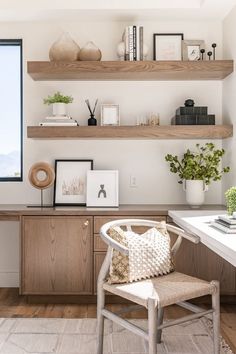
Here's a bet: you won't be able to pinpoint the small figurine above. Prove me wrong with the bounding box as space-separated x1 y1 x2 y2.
185 99 195 107
200 49 205 61
212 43 217 60
207 51 213 60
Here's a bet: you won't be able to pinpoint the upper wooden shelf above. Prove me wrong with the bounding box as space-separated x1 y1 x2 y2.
27 60 233 81
27 125 233 140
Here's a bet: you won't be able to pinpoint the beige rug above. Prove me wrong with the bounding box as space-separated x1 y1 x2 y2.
0 317 233 354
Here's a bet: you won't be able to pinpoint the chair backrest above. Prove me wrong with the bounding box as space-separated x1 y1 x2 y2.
100 218 189 256
97 218 200 285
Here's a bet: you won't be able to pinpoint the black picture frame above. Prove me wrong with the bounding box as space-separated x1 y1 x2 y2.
53 159 93 207
153 33 184 60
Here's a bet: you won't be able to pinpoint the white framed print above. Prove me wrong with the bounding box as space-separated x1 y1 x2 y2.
182 40 205 61
53 159 93 206
101 104 120 126
86 170 119 207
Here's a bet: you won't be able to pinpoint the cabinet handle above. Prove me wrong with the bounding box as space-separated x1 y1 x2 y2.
84 220 89 227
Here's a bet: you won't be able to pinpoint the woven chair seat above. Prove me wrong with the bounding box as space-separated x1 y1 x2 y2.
103 271 216 309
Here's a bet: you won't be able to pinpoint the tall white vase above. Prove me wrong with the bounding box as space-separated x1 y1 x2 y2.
183 180 208 208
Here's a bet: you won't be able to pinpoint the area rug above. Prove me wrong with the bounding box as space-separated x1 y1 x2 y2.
0 317 233 354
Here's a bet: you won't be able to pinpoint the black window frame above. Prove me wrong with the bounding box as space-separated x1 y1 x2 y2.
0 39 23 182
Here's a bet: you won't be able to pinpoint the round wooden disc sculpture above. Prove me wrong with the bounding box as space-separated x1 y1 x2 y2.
28 162 55 190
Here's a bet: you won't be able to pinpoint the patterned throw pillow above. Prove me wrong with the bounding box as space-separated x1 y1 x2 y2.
107 222 174 284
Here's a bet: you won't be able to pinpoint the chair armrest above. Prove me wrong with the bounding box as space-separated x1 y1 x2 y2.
167 224 200 244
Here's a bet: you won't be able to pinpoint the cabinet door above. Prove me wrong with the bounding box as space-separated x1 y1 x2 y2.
21 216 93 295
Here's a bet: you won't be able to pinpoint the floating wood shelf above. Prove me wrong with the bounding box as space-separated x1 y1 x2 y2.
27 125 233 140
27 60 233 81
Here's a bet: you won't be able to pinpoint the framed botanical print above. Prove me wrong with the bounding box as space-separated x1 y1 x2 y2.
153 33 184 60
86 170 119 207
53 159 93 206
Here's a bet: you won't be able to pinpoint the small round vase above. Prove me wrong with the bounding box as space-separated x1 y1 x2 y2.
79 41 102 61
183 180 208 208
49 33 80 61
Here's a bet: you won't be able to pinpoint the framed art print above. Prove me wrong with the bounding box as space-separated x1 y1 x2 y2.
54 159 93 206
153 33 184 60
182 40 205 61
86 170 119 207
101 104 120 126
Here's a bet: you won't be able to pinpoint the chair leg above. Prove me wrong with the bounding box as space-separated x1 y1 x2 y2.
157 307 164 344
97 285 105 354
148 298 157 354
212 281 220 354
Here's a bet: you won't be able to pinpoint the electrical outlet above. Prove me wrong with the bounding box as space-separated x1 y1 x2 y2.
130 175 138 188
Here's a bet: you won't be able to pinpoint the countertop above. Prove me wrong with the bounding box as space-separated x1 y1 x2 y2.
169 210 236 267
0 204 226 220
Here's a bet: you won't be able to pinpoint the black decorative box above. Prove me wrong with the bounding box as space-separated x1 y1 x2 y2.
172 115 215 125
176 106 208 115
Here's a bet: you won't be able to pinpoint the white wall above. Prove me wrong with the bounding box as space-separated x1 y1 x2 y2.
222 6 236 198
0 19 224 286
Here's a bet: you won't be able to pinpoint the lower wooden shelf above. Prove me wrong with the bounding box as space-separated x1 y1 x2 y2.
27 125 233 140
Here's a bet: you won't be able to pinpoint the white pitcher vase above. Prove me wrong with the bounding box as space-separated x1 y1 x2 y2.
183 180 208 208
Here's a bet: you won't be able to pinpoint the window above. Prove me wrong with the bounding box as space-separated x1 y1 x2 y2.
0 39 22 181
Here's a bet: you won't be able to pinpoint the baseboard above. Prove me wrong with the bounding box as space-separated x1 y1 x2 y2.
0 272 19 287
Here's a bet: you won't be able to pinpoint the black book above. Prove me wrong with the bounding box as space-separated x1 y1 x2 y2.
133 26 137 61
172 115 215 125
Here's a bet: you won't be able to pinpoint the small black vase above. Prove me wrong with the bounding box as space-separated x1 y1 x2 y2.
88 114 97 126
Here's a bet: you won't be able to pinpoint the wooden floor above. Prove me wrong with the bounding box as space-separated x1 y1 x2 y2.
0 289 235 353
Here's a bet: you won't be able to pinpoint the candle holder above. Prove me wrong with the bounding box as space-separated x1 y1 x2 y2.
212 43 217 60
200 49 205 60
207 51 213 60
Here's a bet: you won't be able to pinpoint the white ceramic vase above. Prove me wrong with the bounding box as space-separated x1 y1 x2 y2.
52 103 67 116
49 32 80 61
79 41 102 61
183 180 208 208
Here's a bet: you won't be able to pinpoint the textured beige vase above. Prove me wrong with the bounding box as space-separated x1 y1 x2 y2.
49 33 80 61
79 41 102 61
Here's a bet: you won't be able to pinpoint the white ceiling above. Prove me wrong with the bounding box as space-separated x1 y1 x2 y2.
0 0 235 21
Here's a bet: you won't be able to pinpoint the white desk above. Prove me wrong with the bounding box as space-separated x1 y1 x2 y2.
169 210 236 267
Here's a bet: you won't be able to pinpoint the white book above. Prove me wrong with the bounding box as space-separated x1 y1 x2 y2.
218 215 236 225
211 221 236 234
39 121 78 126
125 27 129 61
136 26 140 61
128 25 134 61
45 115 72 120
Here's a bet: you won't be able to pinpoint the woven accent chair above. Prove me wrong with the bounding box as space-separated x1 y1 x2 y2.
97 219 220 354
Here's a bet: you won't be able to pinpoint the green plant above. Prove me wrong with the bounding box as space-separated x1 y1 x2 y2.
225 187 236 215
165 143 230 185
43 91 73 105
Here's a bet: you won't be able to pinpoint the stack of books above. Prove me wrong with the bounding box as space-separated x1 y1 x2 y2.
171 105 215 125
124 25 144 61
39 115 78 126
211 215 236 234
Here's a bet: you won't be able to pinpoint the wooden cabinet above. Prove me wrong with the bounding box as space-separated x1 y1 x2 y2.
21 216 93 295
18 210 236 298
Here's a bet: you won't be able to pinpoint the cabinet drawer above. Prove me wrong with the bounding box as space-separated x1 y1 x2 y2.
94 216 166 234
94 234 108 252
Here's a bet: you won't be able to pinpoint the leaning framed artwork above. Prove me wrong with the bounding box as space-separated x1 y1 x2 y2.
53 159 93 206
153 33 184 60
182 40 205 61
86 170 119 207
